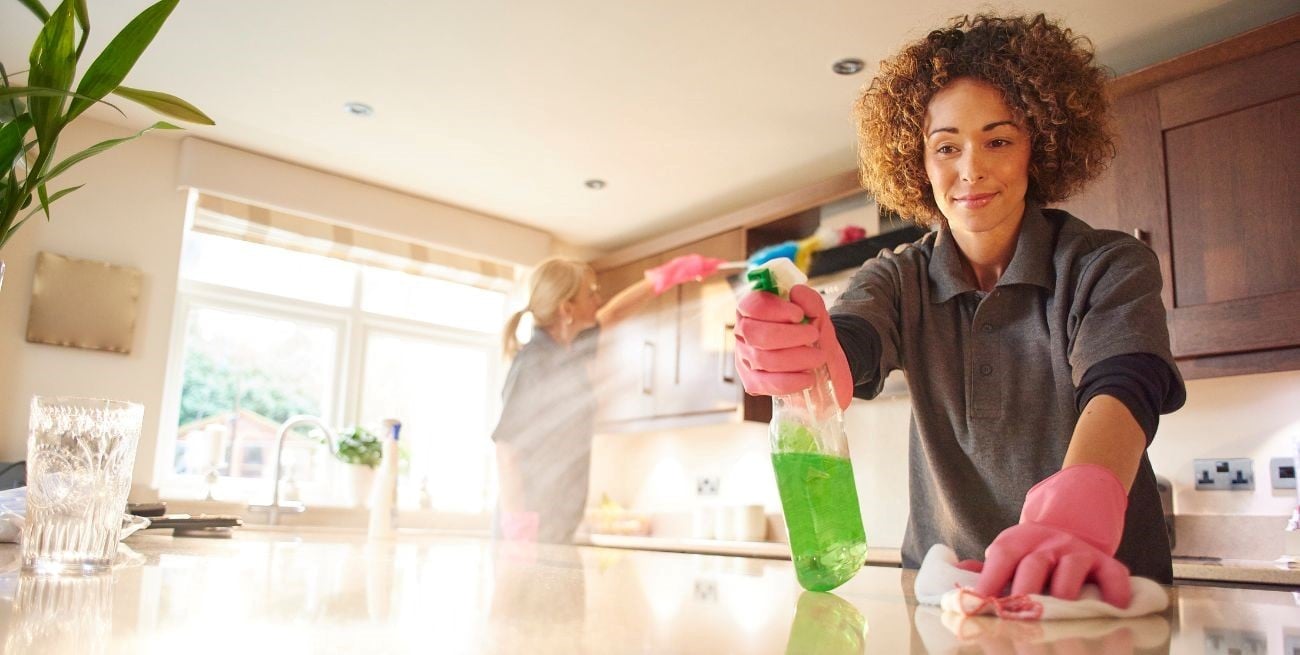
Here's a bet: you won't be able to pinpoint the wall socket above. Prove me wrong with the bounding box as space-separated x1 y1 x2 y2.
1272 457 1298 489
696 476 720 496
1193 458 1254 491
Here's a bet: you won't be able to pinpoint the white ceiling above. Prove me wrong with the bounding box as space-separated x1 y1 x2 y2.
2 0 1295 254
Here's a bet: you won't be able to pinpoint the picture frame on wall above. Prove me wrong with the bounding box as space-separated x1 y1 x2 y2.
26 251 143 355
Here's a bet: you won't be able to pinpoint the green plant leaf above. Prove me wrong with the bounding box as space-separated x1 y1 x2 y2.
20 183 81 222
1 170 22 237
0 116 34 176
0 86 124 117
36 181 51 219
0 64 26 123
38 120 178 182
27 0 78 146
73 0 90 59
111 85 213 125
67 0 180 122
17 0 51 23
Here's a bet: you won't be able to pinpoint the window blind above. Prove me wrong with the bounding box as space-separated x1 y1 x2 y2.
192 194 518 289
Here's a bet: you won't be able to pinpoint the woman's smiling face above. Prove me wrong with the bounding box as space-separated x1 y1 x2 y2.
923 77 1032 238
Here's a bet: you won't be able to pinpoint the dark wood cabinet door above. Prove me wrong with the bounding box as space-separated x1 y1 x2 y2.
656 230 746 417
1156 42 1300 359
594 255 663 424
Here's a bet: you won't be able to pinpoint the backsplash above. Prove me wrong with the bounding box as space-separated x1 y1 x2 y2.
590 368 1300 560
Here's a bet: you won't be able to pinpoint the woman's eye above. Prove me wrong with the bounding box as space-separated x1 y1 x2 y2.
935 144 957 155
989 138 1011 148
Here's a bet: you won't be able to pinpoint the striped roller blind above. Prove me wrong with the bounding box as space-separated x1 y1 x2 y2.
192 194 519 289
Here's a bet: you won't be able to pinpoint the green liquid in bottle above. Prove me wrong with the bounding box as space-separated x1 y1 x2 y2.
772 451 867 592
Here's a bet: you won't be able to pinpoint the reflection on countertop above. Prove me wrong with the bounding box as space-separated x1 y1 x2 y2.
0 529 1296 654
584 533 1300 588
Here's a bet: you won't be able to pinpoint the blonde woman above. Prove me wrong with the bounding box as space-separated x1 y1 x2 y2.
491 254 722 543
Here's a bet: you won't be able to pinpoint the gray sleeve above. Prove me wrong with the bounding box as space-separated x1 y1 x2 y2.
490 351 544 445
829 252 906 399
1067 241 1182 388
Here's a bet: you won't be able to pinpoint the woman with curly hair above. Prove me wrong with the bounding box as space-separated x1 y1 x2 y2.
735 13 1185 607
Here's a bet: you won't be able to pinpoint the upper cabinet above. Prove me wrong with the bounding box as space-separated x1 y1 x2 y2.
1057 15 1300 380
593 230 748 430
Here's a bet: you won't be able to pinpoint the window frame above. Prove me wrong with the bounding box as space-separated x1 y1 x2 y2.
157 235 507 517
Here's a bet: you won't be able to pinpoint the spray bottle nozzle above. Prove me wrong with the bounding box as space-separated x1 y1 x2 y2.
747 267 778 294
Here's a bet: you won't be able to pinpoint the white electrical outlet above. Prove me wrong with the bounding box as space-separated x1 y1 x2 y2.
696 476 720 496
1194 458 1254 491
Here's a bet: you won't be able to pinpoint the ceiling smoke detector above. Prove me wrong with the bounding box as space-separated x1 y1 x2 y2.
343 102 374 117
832 58 865 75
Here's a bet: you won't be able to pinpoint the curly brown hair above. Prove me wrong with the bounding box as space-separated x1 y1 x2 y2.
855 13 1114 225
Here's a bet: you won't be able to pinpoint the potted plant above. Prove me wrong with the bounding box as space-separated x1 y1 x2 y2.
333 426 383 508
0 0 213 290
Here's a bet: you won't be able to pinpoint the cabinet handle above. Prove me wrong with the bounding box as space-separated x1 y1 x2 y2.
1132 228 1150 246
721 324 736 384
641 342 655 395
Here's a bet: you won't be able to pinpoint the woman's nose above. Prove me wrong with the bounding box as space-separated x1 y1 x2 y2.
959 150 986 182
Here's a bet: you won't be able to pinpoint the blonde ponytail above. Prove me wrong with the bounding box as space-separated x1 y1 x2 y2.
502 308 529 359
501 257 593 359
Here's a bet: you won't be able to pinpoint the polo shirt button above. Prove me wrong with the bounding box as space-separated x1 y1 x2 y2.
979 364 993 375
981 323 994 333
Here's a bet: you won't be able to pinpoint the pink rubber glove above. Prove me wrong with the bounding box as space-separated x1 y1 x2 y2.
974 464 1132 608
644 254 726 295
733 284 854 410
500 511 539 542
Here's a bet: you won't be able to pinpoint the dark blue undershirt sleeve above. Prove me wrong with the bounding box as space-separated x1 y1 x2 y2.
831 313 883 400
1075 352 1185 445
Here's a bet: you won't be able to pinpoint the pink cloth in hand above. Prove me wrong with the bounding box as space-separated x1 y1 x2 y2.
500 511 539 542
733 284 854 410
644 254 725 295
973 464 1132 608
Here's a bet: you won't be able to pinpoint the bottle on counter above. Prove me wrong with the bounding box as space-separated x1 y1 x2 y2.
747 259 867 592
368 419 401 539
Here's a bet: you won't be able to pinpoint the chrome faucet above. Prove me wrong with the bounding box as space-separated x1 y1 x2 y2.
248 415 339 525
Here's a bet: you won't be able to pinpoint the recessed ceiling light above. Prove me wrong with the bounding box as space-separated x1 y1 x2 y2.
344 102 374 117
584 179 606 190
832 58 865 75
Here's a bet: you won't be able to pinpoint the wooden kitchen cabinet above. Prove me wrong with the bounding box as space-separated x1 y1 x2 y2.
592 231 746 429
593 253 670 424
1057 16 1300 379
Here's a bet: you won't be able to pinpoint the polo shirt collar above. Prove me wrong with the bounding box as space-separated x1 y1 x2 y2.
530 326 561 350
928 203 1055 303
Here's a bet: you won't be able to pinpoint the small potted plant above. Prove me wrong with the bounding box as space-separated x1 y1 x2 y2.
333 426 382 508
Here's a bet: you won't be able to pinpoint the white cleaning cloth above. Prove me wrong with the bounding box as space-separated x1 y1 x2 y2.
914 544 1169 620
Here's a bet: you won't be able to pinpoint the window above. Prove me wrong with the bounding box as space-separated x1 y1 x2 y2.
163 220 509 514
358 331 495 512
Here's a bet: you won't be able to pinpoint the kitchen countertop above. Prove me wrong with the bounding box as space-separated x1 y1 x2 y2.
584 534 1300 587
1 528 1298 654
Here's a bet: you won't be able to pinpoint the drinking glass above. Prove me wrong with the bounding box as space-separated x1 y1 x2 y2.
21 396 144 574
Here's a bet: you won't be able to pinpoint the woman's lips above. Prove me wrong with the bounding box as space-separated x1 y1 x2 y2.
954 192 996 209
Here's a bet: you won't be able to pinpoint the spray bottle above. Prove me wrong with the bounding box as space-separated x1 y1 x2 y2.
368 419 401 539
747 258 866 591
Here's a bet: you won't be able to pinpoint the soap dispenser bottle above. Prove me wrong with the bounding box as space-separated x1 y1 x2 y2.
368 419 401 539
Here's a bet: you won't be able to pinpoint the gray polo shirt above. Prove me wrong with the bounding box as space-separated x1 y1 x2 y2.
830 205 1183 582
